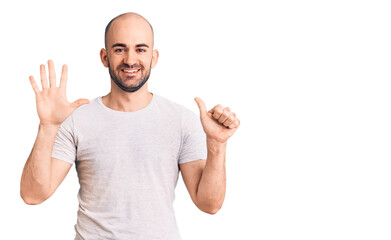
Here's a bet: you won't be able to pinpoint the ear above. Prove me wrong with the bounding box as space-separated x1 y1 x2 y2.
100 48 109 67
151 49 159 69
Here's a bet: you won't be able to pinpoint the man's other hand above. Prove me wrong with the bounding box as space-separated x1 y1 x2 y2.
194 97 240 143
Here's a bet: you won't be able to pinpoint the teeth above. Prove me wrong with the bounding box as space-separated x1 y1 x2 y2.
123 69 138 73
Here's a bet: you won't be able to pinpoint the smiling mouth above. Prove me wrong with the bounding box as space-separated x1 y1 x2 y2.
122 69 140 73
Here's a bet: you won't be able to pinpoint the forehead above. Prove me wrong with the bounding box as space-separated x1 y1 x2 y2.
107 16 153 47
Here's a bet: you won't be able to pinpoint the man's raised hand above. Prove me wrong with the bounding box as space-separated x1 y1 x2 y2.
29 60 89 126
194 97 240 143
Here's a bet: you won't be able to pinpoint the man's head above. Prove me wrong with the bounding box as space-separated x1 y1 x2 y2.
100 12 159 93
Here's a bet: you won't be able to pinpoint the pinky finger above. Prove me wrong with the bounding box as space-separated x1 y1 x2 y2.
228 119 240 129
29 76 40 95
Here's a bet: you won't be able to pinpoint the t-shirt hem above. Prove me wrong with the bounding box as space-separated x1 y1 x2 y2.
178 157 207 165
51 154 75 165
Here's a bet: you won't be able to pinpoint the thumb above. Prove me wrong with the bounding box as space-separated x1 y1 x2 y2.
194 97 207 118
72 98 90 109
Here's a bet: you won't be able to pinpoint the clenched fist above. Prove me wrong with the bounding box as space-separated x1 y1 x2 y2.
194 97 240 143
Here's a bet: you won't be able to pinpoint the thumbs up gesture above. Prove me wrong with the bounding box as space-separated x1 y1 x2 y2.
194 97 240 143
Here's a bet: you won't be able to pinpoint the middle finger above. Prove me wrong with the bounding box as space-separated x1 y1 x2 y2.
48 59 56 88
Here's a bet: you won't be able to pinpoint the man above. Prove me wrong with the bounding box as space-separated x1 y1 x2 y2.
20 12 240 240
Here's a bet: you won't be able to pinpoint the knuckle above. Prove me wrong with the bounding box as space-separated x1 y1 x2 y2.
214 105 224 112
225 118 233 124
221 111 229 118
234 120 240 128
213 112 221 118
215 107 223 114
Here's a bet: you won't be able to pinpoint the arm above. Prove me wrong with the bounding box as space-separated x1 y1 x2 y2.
20 60 89 205
20 124 70 205
180 98 240 214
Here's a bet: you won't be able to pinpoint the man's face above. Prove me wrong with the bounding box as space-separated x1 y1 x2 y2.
107 47 152 92
102 15 158 92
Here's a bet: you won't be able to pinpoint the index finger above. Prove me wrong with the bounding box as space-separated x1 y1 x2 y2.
209 104 224 119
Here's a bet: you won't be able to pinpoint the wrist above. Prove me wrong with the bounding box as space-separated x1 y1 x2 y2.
207 137 227 153
38 123 61 133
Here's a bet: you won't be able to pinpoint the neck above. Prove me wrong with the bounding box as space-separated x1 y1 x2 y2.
102 83 153 112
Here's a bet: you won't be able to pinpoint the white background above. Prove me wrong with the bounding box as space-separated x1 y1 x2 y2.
1 0 390 239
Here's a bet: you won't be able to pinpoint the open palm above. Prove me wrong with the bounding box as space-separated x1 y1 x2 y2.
29 60 89 126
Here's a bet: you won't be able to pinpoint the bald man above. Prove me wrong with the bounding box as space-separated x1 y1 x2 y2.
21 12 240 240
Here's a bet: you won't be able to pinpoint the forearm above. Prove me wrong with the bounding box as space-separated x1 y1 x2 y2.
196 138 227 213
20 123 59 204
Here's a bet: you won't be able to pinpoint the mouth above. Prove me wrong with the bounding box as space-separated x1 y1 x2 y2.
121 68 141 75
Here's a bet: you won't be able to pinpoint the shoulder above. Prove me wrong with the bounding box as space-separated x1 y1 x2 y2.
65 97 102 124
154 94 183 110
72 97 100 114
153 94 193 116
153 94 200 125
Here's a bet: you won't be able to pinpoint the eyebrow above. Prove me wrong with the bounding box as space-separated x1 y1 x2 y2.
136 43 149 48
112 43 126 48
111 43 150 48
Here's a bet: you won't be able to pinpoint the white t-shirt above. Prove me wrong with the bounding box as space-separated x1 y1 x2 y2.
51 93 207 240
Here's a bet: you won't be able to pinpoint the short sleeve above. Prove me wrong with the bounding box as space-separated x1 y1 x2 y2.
51 114 77 165
178 109 207 164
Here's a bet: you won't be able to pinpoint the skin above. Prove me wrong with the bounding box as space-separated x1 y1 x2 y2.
20 13 240 215
100 13 158 112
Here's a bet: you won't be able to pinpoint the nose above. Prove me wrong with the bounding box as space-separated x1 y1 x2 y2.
123 50 139 67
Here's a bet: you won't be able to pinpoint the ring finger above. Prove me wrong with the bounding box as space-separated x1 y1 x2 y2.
223 113 236 127
40 64 48 90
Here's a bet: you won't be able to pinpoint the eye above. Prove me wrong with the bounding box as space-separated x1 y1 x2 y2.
114 48 125 53
137 49 146 53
